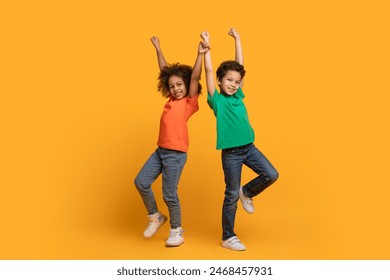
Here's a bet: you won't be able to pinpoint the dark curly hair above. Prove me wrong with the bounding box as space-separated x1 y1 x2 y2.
157 63 202 98
216 60 246 81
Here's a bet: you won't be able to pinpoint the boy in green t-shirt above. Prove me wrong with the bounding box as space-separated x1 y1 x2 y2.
201 28 279 251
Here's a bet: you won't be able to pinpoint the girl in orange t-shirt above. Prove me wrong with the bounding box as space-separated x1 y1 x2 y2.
134 36 209 247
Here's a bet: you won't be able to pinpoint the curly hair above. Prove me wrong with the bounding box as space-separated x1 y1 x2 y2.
216 60 246 81
157 63 202 98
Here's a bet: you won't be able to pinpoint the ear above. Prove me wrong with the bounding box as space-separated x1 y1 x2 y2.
217 78 221 85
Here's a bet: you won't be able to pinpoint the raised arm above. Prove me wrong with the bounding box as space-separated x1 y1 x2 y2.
150 36 168 71
228 28 244 88
188 41 209 98
200 31 216 97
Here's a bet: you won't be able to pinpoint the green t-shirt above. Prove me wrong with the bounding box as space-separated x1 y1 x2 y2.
207 88 255 150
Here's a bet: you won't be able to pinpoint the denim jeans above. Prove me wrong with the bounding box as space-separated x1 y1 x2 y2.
221 143 279 240
134 147 187 229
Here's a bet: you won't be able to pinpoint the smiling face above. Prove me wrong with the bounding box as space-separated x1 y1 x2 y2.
218 70 242 95
168 75 187 100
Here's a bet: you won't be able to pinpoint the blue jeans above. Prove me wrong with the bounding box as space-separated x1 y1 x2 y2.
221 143 279 240
134 147 187 229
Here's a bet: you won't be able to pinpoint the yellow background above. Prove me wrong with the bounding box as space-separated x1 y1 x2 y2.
1 0 389 259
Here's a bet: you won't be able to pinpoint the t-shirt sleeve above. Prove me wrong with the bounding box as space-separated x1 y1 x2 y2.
236 87 245 99
186 94 199 117
207 89 219 109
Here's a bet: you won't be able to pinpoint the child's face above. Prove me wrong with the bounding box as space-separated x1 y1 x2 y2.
168 75 187 100
218 70 242 95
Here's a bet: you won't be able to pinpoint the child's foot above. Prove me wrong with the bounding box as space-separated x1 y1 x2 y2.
239 187 255 214
222 236 246 251
166 227 184 247
143 211 167 238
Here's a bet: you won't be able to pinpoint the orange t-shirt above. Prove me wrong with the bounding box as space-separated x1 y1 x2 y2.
157 95 199 152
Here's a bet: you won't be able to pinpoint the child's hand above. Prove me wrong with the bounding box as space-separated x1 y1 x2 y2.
200 31 210 43
150 36 160 47
198 41 210 54
228 28 240 39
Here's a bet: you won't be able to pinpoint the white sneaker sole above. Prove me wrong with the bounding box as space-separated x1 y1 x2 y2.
221 242 246 251
166 239 184 247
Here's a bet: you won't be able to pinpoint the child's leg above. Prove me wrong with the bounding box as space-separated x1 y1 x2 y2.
159 148 187 229
221 149 245 241
134 149 163 215
243 145 279 198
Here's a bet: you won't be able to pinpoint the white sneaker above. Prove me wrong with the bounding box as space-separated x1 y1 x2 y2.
166 227 184 247
143 211 167 238
239 187 254 214
222 236 246 251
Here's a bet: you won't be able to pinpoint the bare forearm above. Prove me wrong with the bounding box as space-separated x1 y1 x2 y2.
200 31 215 96
204 50 215 96
151 36 168 70
193 53 203 79
235 37 243 65
155 48 168 70
188 53 203 98
228 28 244 88
228 28 243 65
204 49 213 72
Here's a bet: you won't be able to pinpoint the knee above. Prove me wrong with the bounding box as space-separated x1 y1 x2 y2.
134 176 145 191
267 169 279 184
224 189 239 205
